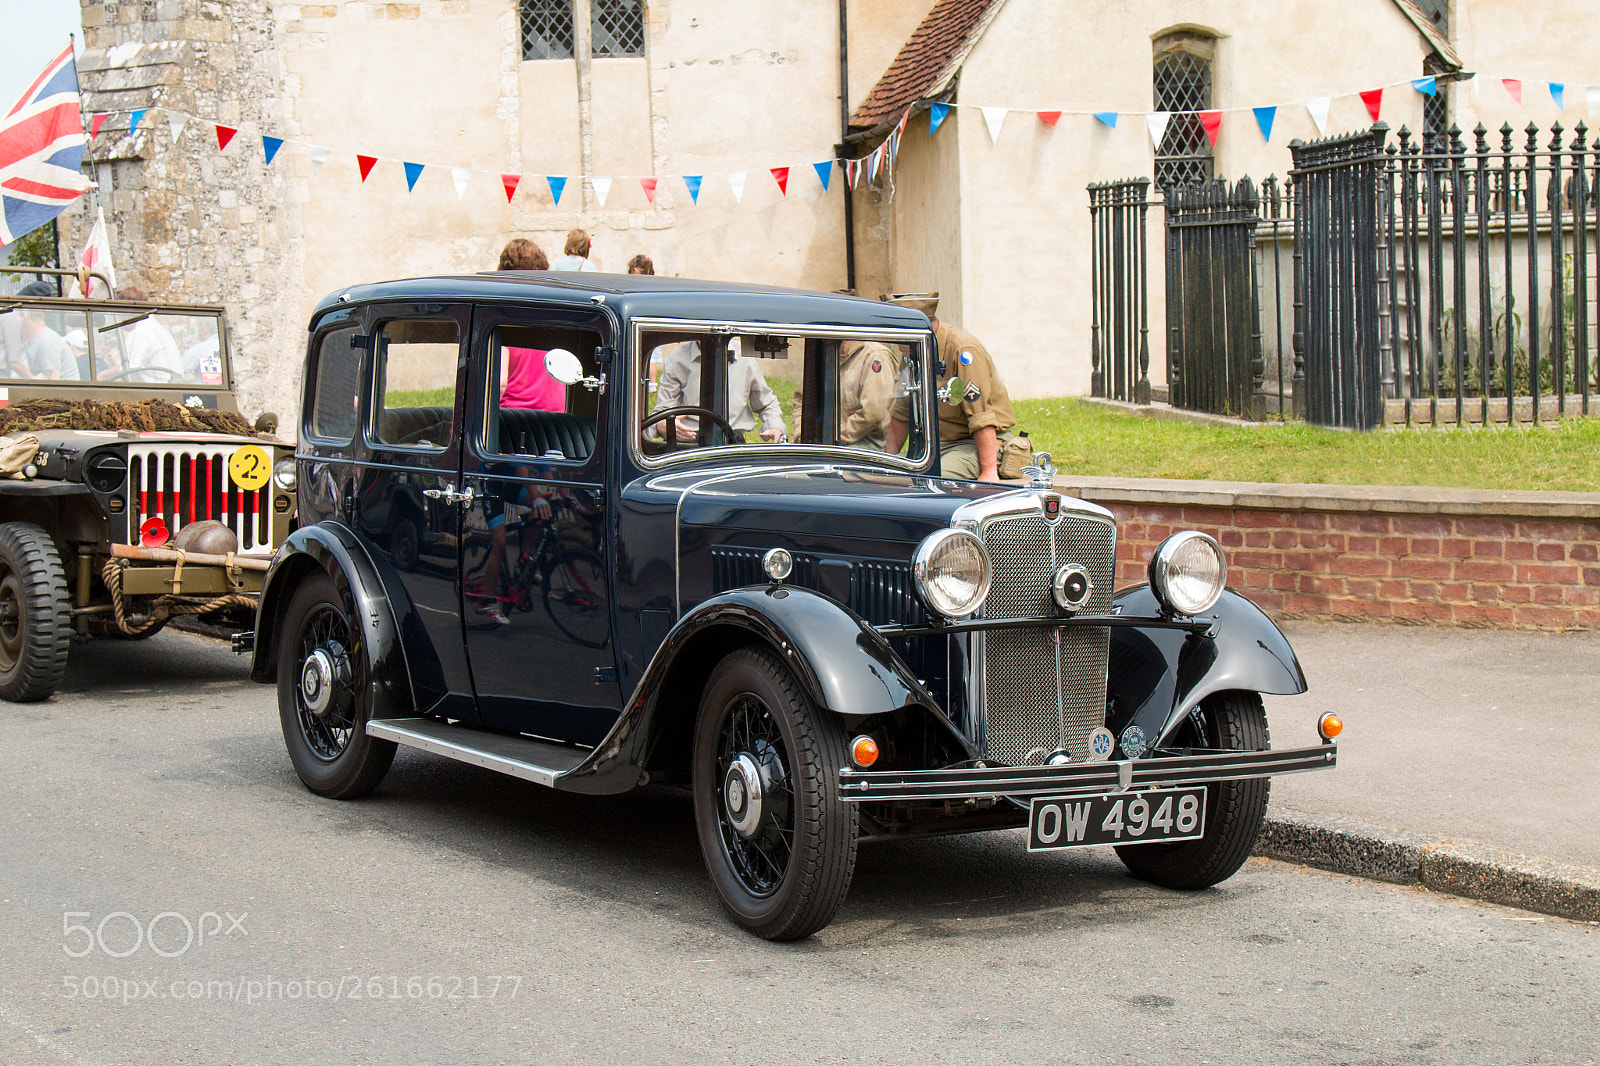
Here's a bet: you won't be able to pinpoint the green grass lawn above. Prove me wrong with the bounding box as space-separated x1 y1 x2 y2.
1012 398 1600 492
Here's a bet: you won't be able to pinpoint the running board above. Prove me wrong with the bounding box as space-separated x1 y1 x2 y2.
367 717 590 787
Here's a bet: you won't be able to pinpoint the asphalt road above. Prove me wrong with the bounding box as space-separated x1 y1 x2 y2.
1 631 1596 1066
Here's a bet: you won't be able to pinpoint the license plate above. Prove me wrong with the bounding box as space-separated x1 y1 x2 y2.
1027 786 1207 851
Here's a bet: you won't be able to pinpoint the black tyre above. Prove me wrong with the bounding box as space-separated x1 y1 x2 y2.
542 549 608 648
1116 691 1271 890
0 523 71 702
692 647 858 940
277 573 395 798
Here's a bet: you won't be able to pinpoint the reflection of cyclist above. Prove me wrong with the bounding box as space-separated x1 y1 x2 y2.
473 461 552 625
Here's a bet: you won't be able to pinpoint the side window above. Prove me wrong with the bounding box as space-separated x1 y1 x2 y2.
485 324 602 462
306 325 362 443
373 319 459 449
1153 31 1215 191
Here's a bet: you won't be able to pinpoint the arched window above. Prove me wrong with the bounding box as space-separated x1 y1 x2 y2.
1153 31 1215 190
521 0 644 61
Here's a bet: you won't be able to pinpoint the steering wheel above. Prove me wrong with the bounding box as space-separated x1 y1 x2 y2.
101 365 186 382
641 405 741 449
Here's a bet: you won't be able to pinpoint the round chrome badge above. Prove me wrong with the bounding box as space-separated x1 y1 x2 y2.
1052 564 1094 613
1088 727 1116 761
1120 725 1148 760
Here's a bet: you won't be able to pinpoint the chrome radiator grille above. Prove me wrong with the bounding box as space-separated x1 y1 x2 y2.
978 510 1116 766
129 444 277 552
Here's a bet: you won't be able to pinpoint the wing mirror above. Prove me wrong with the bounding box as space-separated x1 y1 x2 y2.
544 348 606 393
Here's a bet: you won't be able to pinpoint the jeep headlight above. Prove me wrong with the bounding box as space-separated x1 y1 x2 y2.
273 457 298 491
913 528 991 618
1149 531 1226 616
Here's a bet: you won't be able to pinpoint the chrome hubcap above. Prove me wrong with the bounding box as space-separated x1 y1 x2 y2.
301 648 336 717
723 754 764 838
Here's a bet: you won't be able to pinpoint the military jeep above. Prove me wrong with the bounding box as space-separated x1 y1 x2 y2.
0 271 296 701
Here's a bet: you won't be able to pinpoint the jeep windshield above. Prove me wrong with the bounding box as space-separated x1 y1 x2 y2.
635 323 933 467
0 298 229 390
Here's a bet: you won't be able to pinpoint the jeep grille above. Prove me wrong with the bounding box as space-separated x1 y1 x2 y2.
977 511 1116 766
129 444 277 552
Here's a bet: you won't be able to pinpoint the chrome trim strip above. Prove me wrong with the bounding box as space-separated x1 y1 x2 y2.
836 743 1338 801
950 487 1117 528
873 614 1213 638
367 717 583 788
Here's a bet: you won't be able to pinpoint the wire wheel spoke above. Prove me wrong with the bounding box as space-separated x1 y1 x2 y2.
296 604 358 761
716 693 794 897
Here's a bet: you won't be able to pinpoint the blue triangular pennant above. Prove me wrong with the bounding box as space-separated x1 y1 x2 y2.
682 174 702 204
812 161 831 192
404 161 424 191
929 102 949 135
1253 105 1276 141
1551 81 1566 110
546 175 567 204
129 108 147 136
1412 76 1437 97
261 135 283 165
1093 111 1118 129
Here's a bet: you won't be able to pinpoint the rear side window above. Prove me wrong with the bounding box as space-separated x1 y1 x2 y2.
307 325 362 443
373 319 460 450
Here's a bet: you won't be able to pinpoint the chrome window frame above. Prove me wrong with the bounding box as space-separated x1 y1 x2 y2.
626 316 937 474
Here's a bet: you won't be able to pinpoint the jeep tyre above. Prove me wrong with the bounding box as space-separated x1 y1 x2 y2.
692 647 858 940
1116 691 1271 890
277 573 395 798
0 522 72 702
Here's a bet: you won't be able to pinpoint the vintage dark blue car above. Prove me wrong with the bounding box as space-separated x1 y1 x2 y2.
247 272 1338 940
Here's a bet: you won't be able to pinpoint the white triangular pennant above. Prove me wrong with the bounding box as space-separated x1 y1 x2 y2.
1588 86 1600 117
451 167 470 200
167 113 188 143
1469 74 1480 97
592 176 613 207
981 106 1007 144
727 170 746 203
868 144 883 182
309 145 330 174
1307 97 1331 136
1146 111 1171 149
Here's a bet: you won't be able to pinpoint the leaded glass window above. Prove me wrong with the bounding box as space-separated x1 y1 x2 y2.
592 0 644 57
522 0 575 60
1153 34 1214 191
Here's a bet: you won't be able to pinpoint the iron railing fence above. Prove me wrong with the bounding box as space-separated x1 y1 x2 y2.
1088 179 1153 403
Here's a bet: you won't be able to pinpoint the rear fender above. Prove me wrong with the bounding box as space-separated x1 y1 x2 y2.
558 585 964 796
1106 586 1307 751
250 523 420 720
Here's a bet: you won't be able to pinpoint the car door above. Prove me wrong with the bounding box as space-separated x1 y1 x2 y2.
459 304 620 746
358 305 477 722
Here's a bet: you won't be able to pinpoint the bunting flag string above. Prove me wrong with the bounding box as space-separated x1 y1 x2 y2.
1146 111 1171 149
1412 76 1437 97
451 167 470 200
1359 88 1384 122
1503 78 1523 105
308 145 328 174
682 174 702 204
129 108 146 135
88 113 108 141
404 162 424 192
727 170 746 203
1550 82 1565 111
262 135 283 165
591 175 611 207
1306 97 1331 136
1253 105 1276 142
1037 110 1061 127
545 174 566 205
980 106 1006 144
501 172 520 202
356 154 377 183
1198 110 1222 146
1093 112 1117 129
928 102 949 135
215 124 236 151
770 167 789 196
639 176 657 203
812 161 831 192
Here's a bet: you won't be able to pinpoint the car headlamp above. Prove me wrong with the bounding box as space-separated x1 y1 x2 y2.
1148 531 1227 617
273 457 298 491
913 528 991 618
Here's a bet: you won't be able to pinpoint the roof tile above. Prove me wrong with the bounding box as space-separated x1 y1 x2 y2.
850 0 998 133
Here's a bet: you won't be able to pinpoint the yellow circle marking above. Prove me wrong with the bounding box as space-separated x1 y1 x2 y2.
229 444 272 490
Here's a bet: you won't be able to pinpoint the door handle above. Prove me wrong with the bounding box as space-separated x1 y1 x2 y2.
423 482 476 506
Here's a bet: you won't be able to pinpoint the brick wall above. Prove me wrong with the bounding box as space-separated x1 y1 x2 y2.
1054 478 1600 631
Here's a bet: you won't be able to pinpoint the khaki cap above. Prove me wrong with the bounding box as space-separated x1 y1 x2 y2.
882 291 939 319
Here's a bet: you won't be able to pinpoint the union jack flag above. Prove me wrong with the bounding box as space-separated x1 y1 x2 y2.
0 43 92 246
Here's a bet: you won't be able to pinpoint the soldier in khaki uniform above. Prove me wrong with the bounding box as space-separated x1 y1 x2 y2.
884 293 1016 481
837 339 900 449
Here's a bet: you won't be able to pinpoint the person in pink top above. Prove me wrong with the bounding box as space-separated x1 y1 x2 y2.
495 239 566 412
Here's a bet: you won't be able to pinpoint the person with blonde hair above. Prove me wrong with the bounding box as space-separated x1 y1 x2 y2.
552 230 597 272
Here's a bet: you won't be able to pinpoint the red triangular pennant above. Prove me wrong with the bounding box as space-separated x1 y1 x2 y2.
1037 111 1062 127
1198 110 1222 146
770 166 790 196
1360 88 1383 121
639 176 657 203
1502 78 1523 105
215 124 237 151
89 113 107 141
356 155 378 182
500 173 520 202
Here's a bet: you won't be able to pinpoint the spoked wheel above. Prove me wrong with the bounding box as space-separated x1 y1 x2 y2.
0 523 71 702
692 648 857 940
277 573 395 798
1116 691 1271 890
542 549 608 648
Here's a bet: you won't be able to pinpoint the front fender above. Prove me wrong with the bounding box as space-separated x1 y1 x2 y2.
249 522 416 721
558 585 950 795
1106 586 1307 751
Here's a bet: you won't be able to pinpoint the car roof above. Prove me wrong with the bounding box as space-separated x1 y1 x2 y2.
312 272 933 332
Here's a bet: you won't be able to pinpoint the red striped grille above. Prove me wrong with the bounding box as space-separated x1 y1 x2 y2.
128 445 277 552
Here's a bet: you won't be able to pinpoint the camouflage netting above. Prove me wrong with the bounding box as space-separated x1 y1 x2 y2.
0 399 262 437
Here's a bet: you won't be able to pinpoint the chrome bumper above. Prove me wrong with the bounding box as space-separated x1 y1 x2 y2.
837 743 1337 802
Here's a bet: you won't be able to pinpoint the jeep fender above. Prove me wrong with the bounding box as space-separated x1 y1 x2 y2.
250 523 417 721
1105 585 1308 750
558 585 957 796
